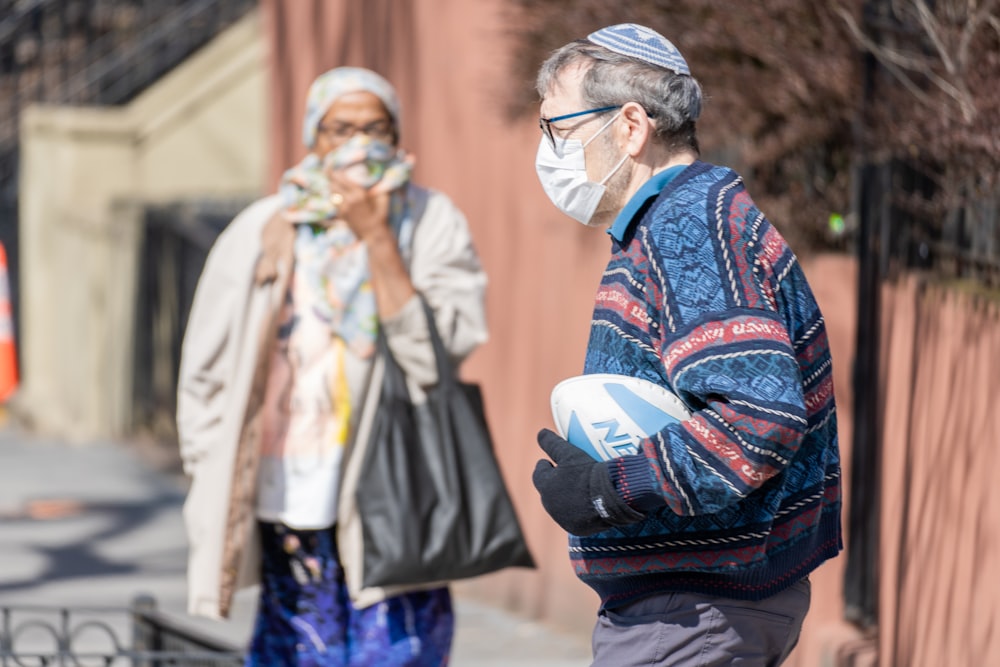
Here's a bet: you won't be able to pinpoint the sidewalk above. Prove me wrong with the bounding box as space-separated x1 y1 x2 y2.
0 427 591 666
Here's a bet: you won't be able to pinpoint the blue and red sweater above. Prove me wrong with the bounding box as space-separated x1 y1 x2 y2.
577 161 842 608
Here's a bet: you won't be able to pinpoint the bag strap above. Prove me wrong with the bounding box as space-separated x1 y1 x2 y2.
417 296 459 391
375 295 459 391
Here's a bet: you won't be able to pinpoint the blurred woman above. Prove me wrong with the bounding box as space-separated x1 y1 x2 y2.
176 67 487 666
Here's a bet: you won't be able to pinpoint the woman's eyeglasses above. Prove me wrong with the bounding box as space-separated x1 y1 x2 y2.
318 120 395 144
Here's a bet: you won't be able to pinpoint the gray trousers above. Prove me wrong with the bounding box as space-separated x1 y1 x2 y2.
591 578 810 667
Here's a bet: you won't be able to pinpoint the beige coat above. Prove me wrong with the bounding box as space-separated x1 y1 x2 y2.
176 186 488 619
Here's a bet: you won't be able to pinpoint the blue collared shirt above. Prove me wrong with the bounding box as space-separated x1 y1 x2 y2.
608 164 689 242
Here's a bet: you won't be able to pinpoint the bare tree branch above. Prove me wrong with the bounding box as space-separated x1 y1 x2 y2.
910 0 954 74
836 2 977 121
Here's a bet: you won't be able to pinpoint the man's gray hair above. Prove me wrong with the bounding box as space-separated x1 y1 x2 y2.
537 40 702 155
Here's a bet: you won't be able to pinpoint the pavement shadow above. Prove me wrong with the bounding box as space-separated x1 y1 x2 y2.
0 493 187 594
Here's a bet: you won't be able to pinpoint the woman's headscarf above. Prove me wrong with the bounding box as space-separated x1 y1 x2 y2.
279 67 413 225
301 67 401 150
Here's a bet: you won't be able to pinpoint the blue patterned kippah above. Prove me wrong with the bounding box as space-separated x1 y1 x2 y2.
587 23 690 76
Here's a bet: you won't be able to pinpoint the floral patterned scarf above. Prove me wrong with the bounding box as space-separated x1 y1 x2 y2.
276 68 415 356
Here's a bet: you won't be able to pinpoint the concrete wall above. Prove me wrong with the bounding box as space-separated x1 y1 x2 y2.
16 11 268 440
875 278 1000 666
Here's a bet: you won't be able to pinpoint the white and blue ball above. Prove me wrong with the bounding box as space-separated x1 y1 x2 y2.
550 374 691 461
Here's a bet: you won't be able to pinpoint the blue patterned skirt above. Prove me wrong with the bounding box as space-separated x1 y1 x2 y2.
245 521 453 666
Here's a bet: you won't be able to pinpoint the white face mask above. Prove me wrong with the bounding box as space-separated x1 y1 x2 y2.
535 111 628 225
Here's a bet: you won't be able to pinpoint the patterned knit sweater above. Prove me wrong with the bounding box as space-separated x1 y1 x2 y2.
577 161 842 608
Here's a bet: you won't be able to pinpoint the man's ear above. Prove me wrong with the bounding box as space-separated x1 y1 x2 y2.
620 102 653 157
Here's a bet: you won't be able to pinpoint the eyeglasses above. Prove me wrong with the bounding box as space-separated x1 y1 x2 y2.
317 119 395 144
538 105 619 148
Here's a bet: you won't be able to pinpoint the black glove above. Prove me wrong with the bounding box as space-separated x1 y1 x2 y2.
532 428 645 536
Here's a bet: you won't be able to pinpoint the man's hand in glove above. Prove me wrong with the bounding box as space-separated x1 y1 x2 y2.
532 428 645 536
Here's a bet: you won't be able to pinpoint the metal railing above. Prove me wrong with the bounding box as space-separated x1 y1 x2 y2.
131 197 253 448
0 0 255 203
0 595 243 666
0 0 256 381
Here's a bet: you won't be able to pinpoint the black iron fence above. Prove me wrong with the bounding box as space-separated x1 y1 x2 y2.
0 0 256 356
0 0 257 197
0 595 243 666
131 197 252 450
844 0 1000 634
849 3 1000 288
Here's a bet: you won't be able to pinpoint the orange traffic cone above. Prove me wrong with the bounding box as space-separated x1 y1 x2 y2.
0 241 18 403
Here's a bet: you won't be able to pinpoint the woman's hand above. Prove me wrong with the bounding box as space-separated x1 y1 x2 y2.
325 163 415 318
326 170 391 243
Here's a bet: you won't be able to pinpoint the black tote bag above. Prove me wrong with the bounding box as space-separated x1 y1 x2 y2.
356 300 535 589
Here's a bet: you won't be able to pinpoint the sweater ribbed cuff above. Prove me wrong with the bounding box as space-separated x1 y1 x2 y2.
610 454 666 513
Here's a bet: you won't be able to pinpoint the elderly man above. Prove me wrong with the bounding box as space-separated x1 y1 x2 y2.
530 24 843 666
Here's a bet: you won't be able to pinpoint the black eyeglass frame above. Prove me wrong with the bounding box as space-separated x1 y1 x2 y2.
538 105 620 148
317 119 396 144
